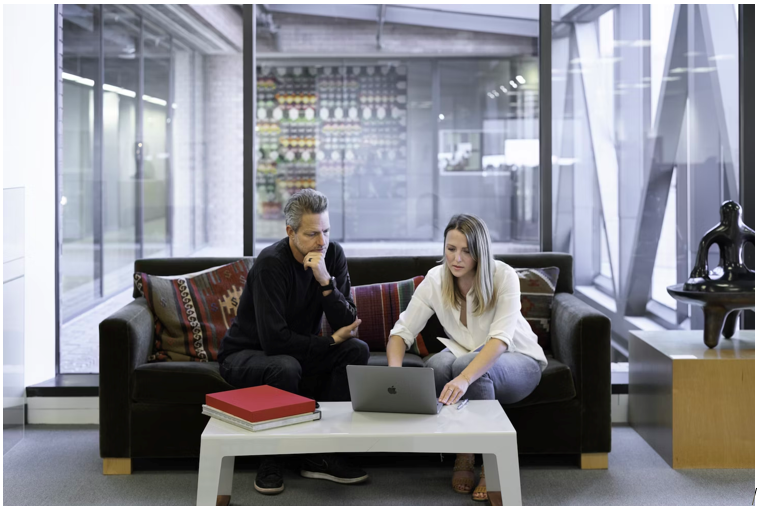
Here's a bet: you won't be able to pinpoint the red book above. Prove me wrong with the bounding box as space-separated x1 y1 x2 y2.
206 385 315 423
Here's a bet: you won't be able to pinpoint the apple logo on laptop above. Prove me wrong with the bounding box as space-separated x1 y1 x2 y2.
387 386 397 395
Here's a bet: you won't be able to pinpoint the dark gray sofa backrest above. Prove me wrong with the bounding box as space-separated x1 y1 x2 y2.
133 252 573 298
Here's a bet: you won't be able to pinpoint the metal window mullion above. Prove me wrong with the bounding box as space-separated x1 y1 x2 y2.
55 3 63 375
739 5 755 329
341 60 347 242
675 161 689 324
93 5 105 298
190 50 196 252
431 60 440 238
243 5 256 257
539 4 552 252
136 16 145 260
166 37 175 257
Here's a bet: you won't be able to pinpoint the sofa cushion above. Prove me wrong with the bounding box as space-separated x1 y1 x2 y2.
516 267 560 350
132 362 233 405
367 352 424 368
131 357 427 405
505 355 576 408
134 259 253 362
321 276 429 356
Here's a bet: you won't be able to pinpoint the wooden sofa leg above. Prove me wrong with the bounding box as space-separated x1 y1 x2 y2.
580 453 608 469
103 458 132 475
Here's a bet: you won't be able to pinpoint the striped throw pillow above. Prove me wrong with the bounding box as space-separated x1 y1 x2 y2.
134 260 253 362
321 276 428 356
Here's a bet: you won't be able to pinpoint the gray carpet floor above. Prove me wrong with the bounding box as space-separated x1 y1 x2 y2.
3 424 753 506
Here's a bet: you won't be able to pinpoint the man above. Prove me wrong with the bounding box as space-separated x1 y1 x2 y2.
218 189 370 495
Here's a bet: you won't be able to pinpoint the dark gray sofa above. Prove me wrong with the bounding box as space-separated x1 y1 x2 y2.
100 253 611 473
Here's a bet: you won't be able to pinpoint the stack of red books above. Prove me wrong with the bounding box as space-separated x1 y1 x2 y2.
203 385 321 432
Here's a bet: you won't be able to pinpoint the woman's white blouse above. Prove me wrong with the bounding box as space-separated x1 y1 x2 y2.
389 261 548 371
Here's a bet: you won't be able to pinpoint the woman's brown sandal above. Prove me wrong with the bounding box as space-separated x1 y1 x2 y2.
472 464 488 502
451 454 475 494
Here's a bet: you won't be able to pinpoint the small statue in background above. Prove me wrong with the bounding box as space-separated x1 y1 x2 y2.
668 200 755 348
684 201 755 292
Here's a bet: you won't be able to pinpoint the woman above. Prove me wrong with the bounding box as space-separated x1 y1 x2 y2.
386 214 547 501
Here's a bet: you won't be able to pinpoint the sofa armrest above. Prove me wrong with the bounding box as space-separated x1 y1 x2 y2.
550 292 611 452
99 297 154 458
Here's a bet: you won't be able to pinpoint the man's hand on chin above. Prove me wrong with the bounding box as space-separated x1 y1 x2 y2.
303 251 330 285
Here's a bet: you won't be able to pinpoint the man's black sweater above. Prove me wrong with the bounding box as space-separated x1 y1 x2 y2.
218 238 357 364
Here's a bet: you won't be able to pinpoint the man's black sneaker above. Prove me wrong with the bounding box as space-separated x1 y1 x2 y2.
255 457 284 494
300 454 369 484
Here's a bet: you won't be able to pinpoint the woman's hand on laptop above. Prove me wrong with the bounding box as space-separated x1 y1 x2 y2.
332 319 362 345
439 375 470 405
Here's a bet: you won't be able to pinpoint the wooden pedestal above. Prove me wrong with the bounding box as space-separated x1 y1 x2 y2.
629 330 754 469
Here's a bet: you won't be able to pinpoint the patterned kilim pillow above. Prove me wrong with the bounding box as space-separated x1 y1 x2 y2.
320 276 429 356
134 260 253 362
515 267 560 350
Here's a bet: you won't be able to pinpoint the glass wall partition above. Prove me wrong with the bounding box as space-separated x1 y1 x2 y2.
254 5 542 256
59 5 243 373
142 22 172 260
101 5 139 296
61 4 99 320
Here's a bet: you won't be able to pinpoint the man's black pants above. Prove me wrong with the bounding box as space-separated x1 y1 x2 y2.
219 339 370 401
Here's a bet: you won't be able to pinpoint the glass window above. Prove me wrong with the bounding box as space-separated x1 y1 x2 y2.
551 4 740 329
254 5 541 256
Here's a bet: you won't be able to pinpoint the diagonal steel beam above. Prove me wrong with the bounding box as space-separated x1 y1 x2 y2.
569 31 600 285
552 30 573 254
616 5 651 303
575 21 621 295
622 5 689 315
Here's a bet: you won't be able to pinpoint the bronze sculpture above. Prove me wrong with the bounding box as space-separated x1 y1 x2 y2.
667 201 755 348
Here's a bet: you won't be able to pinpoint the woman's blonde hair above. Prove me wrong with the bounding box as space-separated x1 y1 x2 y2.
440 214 497 316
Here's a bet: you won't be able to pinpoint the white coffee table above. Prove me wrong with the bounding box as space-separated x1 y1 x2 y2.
196 400 521 506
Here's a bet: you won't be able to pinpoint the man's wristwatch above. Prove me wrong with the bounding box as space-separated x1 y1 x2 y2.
321 276 336 292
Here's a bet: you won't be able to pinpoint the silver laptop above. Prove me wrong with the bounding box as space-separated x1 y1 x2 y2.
347 365 444 415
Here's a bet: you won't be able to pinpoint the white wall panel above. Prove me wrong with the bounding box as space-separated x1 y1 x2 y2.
3 4 56 386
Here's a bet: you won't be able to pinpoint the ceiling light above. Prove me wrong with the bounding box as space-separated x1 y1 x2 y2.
516 75 526 84
63 72 166 107
499 86 508 93
62 72 94 87
103 84 136 98
492 90 500 97
438 114 445 120
143 95 167 106
509 80 518 88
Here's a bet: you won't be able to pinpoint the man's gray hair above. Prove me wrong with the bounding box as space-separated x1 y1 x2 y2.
283 189 329 231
